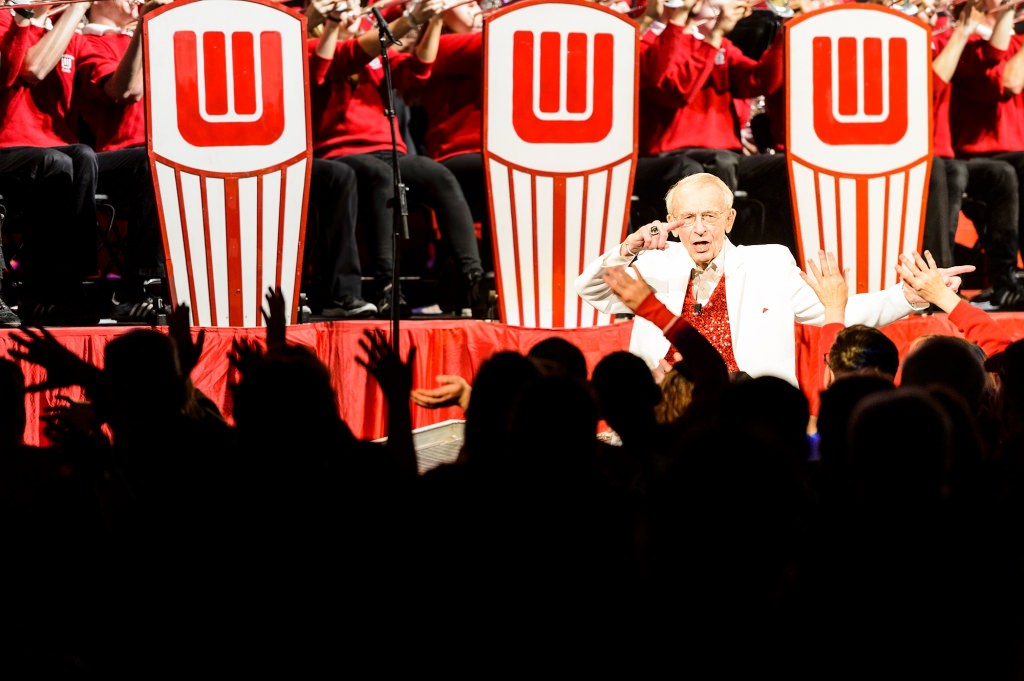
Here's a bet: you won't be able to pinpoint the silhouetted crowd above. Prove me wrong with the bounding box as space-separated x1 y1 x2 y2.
1 285 1023 677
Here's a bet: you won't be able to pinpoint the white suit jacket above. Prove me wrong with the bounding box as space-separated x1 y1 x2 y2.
575 239 917 386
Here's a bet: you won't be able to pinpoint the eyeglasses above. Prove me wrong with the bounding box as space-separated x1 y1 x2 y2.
675 210 725 228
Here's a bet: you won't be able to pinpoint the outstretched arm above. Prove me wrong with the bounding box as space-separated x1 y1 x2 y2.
102 0 172 102
7 325 105 395
898 249 1011 358
602 264 730 399
900 261 974 307
896 250 963 313
6 325 115 426
18 3 89 84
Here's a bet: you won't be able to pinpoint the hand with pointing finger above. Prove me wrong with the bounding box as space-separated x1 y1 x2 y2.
896 250 962 313
619 220 684 257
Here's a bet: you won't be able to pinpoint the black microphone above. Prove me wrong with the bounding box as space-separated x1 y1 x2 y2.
371 6 401 47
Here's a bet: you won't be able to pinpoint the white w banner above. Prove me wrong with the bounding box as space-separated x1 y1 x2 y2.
144 0 311 326
786 4 932 294
484 0 638 328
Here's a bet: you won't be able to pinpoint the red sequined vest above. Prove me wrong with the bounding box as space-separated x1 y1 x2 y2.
665 275 739 372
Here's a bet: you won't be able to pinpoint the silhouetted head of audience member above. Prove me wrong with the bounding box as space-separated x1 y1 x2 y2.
816 373 897 498
660 375 815 616
460 350 541 465
231 343 351 453
985 338 1024 454
847 386 952 510
924 383 989 497
900 335 989 407
527 336 588 381
103 329 187 436
508 373 599 473
827 324 900 382
720 374 811 463
591 350 661 438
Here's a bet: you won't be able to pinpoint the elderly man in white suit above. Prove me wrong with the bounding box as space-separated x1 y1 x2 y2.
575 173 971 387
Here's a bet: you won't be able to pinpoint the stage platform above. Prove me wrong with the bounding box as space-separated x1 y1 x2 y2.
3 310 1024 447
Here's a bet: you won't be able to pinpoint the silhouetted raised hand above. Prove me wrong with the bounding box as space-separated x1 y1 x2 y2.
168 302 206 378
228 337 264 381
359 329 415 401
261 286 287 350
6 325 104 394
358 328 417 476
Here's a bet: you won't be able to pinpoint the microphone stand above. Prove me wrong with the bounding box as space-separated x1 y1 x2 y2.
372 7 408 354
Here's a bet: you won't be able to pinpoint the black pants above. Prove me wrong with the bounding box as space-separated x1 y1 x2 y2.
329 151 483 284
737 152 796 256
96 146 162 300
307 158 362 306
952 155 1021 290
977 151 1024 265
923 156 965 268
440 152 492 272
0 144 98 300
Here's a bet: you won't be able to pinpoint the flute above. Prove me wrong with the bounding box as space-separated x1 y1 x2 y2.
4 0 100 10
352 0 507 17
987 0 1024 14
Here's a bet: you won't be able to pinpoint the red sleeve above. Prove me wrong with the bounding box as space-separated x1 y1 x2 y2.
308 36 373 86
640 26 716 106
635 293 679 330
428 32 482 78
640 22 689 88
76 34 121 100
392 51 432 90
932 70 949 108
947 300 1012 358
0 22 43 88
724 39 765 100
380 2 403 22
757 32 784 97
955 39 1014 103
639 25 660 57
